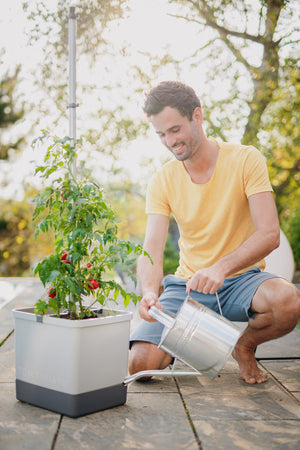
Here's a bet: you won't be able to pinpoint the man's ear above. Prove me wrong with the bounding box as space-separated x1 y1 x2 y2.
192 107 203 124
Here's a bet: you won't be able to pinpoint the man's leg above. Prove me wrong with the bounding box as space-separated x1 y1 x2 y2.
129 275 186 378
129 342 173 377
233 278 300 384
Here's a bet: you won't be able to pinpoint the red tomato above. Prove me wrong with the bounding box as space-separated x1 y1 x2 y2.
48 288 56 298
88 279 99 289
61 252 70 264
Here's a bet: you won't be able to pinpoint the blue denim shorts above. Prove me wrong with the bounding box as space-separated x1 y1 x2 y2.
130 267 278 348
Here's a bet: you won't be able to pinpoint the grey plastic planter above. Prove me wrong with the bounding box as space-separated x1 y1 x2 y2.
13 307 132 417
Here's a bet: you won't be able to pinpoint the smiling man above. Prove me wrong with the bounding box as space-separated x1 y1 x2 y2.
129 81 300 384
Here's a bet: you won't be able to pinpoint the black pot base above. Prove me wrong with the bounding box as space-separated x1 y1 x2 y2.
16 379 127 417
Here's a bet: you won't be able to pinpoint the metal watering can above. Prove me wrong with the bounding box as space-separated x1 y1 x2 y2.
124 294 242 384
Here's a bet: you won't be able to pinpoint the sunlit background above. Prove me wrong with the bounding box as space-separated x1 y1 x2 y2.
0 0 299 280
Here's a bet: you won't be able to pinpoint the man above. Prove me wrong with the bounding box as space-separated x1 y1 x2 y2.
129 81 300 384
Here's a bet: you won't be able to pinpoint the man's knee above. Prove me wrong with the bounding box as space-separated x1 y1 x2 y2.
129 341 173 375
272 281 300 316
257 278 300 327
128 341 153 375
284 284 300 319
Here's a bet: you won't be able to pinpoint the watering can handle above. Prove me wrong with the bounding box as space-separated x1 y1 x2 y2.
149 306 174 328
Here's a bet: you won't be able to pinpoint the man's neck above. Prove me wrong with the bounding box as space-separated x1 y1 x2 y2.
184 139 219 185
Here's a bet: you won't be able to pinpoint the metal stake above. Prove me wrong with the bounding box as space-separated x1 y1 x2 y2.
68 6 78 178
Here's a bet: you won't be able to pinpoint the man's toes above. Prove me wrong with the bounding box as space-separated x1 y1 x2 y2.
258 372 268 383
244 376 256 384
243 371 268 384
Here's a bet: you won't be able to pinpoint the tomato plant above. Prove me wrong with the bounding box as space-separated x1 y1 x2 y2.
32 132 150 319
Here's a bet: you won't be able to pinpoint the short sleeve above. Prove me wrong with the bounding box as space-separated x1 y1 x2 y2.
145 172 171 217
243 147 273 198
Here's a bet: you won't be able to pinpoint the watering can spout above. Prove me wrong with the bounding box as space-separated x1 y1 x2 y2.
149 306 174 328
123 368 201 385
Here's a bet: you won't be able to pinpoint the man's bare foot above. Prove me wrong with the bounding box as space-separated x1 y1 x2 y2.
232 344 268 384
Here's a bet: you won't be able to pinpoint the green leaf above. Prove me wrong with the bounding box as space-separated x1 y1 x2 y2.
123 293 131 308
65 277 76 293
34 299 49 315
49 270 60 282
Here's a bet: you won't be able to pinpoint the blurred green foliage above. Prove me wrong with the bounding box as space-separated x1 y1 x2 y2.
0 66 25 159
282 205 300 270
163 234 180 275
1 0 299 278
0 199 33 276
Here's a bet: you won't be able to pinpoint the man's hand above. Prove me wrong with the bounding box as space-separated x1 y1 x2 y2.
186 265 225 294
138 292 163 322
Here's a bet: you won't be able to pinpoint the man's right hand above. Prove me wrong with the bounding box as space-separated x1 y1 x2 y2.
138 292 163 322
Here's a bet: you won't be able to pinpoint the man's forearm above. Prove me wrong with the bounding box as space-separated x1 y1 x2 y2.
137 254 164 297
216 227 280 279
186 226 280 295
216 191 280 278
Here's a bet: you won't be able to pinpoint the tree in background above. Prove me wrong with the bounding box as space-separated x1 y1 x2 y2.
21 1 180 181
0 198 32 276
1 1 144 276
3 1 299 274
262 57 300 267
107 181 148 241
0 65 25 159
16 0 176 276
22 0 151 166
0 64 31 275
261 58 300 217
168 0 298 140
166 0 299 265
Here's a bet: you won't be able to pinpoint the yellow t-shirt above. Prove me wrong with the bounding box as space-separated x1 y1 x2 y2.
146 142 273 280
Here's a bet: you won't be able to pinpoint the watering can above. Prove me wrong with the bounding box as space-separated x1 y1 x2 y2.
124 294 242 384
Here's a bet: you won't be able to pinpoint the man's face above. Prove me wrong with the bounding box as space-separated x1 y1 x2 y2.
150 106 202 161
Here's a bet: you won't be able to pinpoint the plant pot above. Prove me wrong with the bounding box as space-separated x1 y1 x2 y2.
13 307 132 417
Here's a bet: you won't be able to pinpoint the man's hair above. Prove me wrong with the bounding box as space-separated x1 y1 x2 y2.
143 81 201 120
